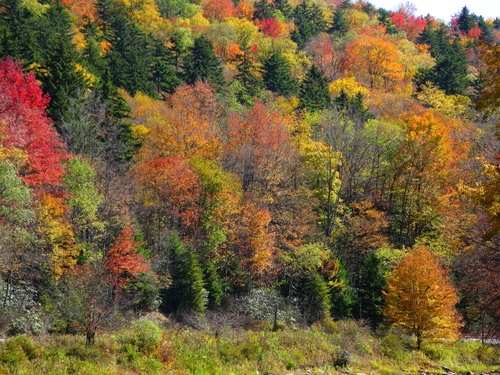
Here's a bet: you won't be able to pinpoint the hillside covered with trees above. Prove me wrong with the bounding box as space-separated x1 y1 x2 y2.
0 0 499 371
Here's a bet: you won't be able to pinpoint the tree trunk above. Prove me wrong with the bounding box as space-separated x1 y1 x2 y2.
86 330 96 346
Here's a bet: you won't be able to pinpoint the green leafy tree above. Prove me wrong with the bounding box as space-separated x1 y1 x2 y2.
64 157 104 250
0 162 36 307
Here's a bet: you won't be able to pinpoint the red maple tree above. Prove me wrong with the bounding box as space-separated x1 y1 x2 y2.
0 58 68 187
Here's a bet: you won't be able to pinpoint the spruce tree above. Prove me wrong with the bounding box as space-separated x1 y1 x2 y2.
377 8 398 35
184 36 224 89
291 0 327 49
36 0 86 125
263 51 298 97
254 0 274 20
161 234 208 314
299 65 330 111
234 50 263 105
0 0 41 63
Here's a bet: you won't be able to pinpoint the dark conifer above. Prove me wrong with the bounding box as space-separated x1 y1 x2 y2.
263 51 298 97
184 36 225 89
299 65 330 111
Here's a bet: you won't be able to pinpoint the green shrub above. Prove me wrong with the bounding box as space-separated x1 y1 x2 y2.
422 342 455 361
0 336 40 364
118 318 163 355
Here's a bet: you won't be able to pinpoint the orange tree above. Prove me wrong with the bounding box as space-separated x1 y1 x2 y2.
384 247 462 349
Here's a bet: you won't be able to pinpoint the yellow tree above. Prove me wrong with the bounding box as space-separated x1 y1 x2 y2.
341 34 405 89
384 247 462 349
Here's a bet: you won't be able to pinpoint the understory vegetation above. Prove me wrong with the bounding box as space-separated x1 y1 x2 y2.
0 317 498 375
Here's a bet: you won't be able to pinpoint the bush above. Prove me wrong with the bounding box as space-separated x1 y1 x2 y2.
118 319 163 354
0 335 40 365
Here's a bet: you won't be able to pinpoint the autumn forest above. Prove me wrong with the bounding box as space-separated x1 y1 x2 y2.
0 0 499 371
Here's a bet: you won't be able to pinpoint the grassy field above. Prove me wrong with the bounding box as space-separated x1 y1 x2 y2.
0 317 498 375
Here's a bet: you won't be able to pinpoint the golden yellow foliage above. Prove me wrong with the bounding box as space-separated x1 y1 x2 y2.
384 247 463 349
328 76 369 97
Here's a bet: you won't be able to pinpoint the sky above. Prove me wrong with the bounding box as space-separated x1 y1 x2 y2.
365 0 500 22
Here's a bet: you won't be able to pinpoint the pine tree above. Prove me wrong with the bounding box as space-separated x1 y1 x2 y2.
263 51 299 97
184 36 224 89
291 0 327 49
329 6 349 36
299 65 330 111
36 0 86 125
0 0 41 63
253 0 274 20
234 50 263 105
151 40 181 96
456 6 475 34
161 234 208 314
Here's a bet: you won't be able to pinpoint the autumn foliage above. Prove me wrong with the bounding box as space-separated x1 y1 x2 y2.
105 227 149 288
384 247 463 349
0 58 68 187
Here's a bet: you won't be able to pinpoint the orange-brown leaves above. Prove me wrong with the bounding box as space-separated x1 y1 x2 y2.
225 100 293 192
236 202 273 275
341 35 405 89
203 0 237 21
105 227 149 288
134 156 202 231
133 83 222 162
384 247 462 349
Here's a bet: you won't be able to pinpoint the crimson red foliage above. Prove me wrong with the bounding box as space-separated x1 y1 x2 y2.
0 58 68 187
259 18 282 38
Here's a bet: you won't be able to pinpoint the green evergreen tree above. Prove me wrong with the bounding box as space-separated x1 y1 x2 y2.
274 0 292 19
334 91 374 124
299 271 331 324
263 51 298 97
151 40 181 96
355 252 386 327
377 8 398 35
0 0 42 63
81 21 107 79
254 0 274 20
299 65 330 111
456 6 475 34
416 24 470 95
234 50 263 105
329 6 349 36
36 0 86 125
291 0 327 49
330 261 355 319
184 36 224 89
161 234 208 314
